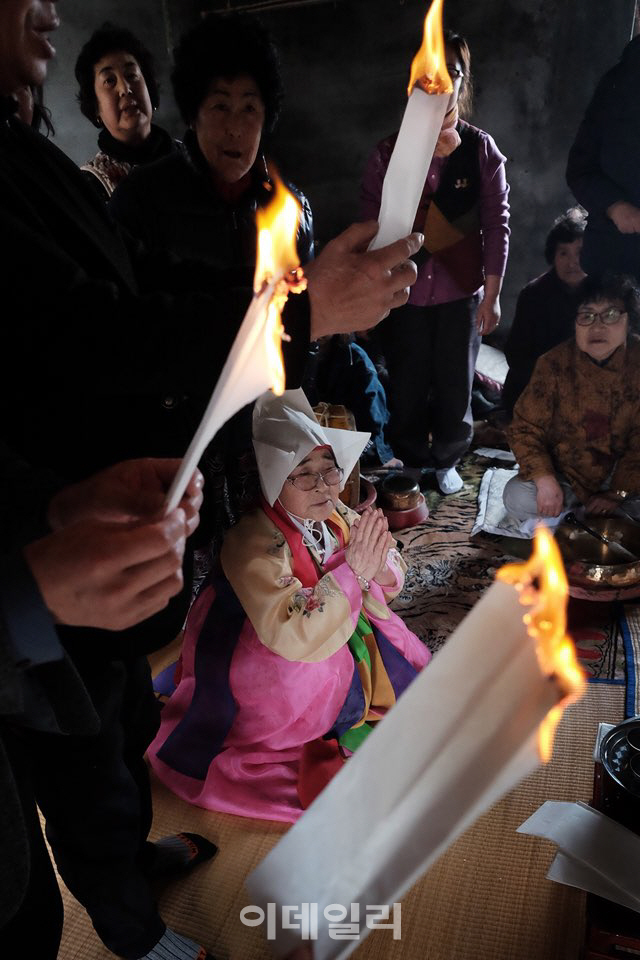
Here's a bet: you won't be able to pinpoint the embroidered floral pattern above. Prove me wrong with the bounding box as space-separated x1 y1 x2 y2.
287 577 342 618
277 576 295 587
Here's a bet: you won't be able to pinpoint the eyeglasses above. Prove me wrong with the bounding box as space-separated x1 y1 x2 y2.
287 466 344 491
576 307 626 326
447 66 464 79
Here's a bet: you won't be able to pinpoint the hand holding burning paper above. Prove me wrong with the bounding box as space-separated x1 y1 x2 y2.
370 0 453 251
165 174 306 513
246 529 585 960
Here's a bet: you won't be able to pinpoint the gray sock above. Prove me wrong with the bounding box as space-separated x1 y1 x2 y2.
150 832 217 877
140 927 213 960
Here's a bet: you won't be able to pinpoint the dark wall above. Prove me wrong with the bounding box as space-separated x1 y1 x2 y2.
47 0 635 334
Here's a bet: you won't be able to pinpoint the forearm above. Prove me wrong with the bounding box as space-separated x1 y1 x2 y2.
482 274 503 304
507 407 555 480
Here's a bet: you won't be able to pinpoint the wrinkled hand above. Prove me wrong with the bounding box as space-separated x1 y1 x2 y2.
48 458 204 539
535 474 565 517
607 201 640 234
306 222 422 339
24 510 189 631
586 492 621 515
346 507 393 583
476 296 501 335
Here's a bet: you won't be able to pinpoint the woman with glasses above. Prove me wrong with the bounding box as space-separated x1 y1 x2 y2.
360 28 510 494
503 273 640 525
148 390 430 822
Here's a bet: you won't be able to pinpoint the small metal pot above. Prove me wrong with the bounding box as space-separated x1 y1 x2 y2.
555 517 640 588
380 474 421 510
599 717 640 832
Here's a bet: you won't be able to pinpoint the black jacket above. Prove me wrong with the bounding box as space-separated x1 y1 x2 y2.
0 101 310 656
567 35 640 279
0 443 99 926
502 269 581 417
110 129 314 276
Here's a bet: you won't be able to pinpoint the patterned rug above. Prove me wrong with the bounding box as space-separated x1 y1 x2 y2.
390 454 627 684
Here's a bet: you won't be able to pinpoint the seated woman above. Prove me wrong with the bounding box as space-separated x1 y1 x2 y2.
149 389 431 823
75 23 177 200
503 273 640 525
501 207 587 419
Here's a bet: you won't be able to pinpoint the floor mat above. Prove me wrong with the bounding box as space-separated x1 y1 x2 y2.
57 685 624 960
394 456 627 682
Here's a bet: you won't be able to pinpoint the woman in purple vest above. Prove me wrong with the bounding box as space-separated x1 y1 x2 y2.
361 29 510 494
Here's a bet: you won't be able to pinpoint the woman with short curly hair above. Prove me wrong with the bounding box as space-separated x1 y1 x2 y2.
504 272 640 525
109 13 312 271
75 23 176 200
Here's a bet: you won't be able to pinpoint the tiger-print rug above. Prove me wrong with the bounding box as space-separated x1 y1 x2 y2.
389 454 626 683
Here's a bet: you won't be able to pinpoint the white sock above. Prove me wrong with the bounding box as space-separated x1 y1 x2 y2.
436 467 463 495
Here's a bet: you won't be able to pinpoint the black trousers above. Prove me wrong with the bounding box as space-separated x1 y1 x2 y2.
380 297 480 468
1 724 64 959
20 656 166 959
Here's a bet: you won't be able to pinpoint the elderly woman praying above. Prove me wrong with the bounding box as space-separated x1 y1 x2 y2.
149 389 430 823
503 273 640 526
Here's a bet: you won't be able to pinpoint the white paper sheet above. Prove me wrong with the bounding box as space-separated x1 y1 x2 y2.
165 284 274 513
369 87 449 251
517 800 640 912
247 579 571 959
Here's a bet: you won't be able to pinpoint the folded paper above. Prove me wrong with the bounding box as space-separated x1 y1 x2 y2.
247 569 579 959
369 87 449 251
517 800 640 913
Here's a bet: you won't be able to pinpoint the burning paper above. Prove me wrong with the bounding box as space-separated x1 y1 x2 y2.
370 0 453 251
246 529 585 959
165 175 306 513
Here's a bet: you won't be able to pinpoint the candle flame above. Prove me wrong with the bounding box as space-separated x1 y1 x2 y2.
254 172 305 396
408 0 453 97
498 527 585 762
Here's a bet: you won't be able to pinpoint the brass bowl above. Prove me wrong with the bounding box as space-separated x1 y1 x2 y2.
555 517 640 588
380 474 421 510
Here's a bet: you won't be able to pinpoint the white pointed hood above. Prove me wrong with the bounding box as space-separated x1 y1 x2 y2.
252 388 370 506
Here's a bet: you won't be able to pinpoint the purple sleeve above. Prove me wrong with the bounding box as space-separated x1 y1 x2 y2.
359 138 394 222
478 132 510 278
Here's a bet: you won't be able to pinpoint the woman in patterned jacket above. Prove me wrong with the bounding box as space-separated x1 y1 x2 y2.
149 390 430 823
504 273 640 526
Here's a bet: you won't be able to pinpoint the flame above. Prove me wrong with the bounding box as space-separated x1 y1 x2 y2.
498 527 586 762
408 0 453 96
254 172 301 292
254 172 306 396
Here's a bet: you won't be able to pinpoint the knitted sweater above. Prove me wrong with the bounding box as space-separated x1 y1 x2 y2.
508 338 640 503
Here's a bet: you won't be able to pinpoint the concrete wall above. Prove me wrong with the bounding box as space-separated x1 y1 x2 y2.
46 0 636 337
45 0 181 168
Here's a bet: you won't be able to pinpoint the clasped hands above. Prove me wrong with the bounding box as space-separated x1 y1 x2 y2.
345 507 395 587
